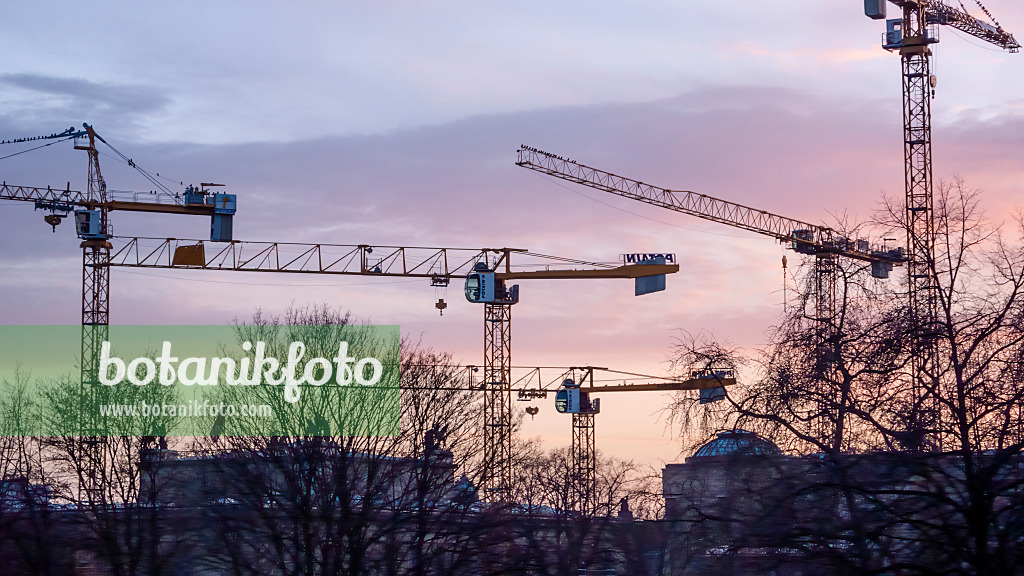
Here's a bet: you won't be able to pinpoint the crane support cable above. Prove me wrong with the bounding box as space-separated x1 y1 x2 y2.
98 139 176 196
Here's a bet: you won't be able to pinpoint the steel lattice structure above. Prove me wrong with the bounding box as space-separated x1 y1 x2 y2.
871 0 1018 450
572 411 596 515
482 303 513 497
900 5 942 449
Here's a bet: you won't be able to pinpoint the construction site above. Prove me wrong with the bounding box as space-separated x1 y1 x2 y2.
1 1 1023 575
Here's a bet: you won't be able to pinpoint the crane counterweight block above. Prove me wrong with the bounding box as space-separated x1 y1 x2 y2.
172 244 206 267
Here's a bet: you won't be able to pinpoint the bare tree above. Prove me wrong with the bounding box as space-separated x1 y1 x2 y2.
38 359 184 576
179 304 491 576
0 368 66 575
501 443 657 576
666 180 1024 575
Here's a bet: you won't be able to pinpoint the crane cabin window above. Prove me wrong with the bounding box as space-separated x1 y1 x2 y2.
555 389 569 413
465 275 481 303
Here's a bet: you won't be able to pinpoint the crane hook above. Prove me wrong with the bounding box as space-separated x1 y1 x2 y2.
44 213 64 232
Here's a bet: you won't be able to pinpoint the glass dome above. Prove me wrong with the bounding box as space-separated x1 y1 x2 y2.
691 430 781 458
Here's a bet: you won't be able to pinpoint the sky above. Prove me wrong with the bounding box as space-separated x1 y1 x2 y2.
1 1 1022 467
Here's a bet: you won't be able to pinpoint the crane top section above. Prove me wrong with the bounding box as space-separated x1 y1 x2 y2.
516 146 907 273
867 0 1019 52
2 124 238 242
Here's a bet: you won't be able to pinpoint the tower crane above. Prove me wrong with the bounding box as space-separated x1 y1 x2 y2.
1 125 237 501
105 236 679 496
863 0 1018 449
516 145 906 447
401 364 732 514
549 366 734 516
422 364 732 512
3 127 677 500
1 125 237 410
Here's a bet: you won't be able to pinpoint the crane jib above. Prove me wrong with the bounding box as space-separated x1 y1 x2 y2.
517 146 908 267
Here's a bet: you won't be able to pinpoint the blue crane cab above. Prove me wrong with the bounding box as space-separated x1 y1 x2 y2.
75 209 107 240
465 262 519 305
554 379 600 415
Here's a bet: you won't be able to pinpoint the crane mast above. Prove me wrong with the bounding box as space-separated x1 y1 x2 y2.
866 0 1018 450
902 1 941 451
77 126 111 504
483 302 513 495
77 125 110 428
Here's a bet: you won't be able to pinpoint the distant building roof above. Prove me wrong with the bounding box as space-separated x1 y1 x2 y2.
691 430 781 459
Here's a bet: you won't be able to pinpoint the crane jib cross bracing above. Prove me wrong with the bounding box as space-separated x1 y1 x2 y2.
516 146 906 273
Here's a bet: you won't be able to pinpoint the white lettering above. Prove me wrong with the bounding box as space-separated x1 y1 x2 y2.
93 339 386 403
284 341 307 403
156 341 178 386
126 357 156 386
99 341 126 386
333 342 355 386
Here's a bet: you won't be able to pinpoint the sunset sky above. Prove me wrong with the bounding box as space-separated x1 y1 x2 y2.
1 1 1021 466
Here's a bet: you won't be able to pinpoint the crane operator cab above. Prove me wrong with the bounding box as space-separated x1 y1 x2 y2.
75 209 107 240
554 379 600 415
465 262 520 305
